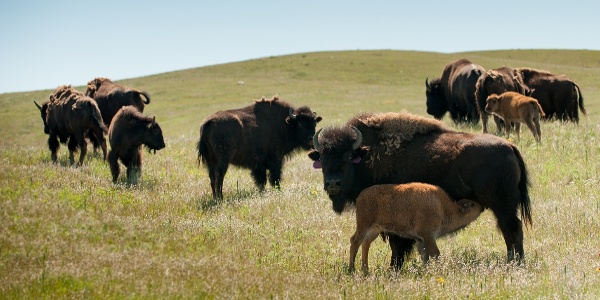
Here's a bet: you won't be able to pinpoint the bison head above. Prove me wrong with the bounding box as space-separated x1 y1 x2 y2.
485 94 501 114
309 125 368 213
287 106 322 150
143 116 166 152
34 100 50 134
425 77 447 119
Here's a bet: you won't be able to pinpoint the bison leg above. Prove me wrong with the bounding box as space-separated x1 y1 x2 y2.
349 231 362 272
108 150 120 183
360 229 380 273
127 150 142 185
523 118 539 143
387 235 416 270
267 159 283 189
76 136 87 166
421 234 440 264
48 134 60 163
513 122 521 142
207 158 229 199
251 167 267 191
67 135 79 165
91 128 108 161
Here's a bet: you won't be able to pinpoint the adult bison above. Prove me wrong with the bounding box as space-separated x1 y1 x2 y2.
85 77 151 126
197 95 322 199
514 68 586 123
474 67 528 133
34 85 107 166
425 59 485 124
309 112 532 270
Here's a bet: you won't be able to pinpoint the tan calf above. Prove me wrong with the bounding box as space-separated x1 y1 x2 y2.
349 182 483 273
485 91 546 143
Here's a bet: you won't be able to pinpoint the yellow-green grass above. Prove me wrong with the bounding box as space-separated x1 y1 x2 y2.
1 50 600 299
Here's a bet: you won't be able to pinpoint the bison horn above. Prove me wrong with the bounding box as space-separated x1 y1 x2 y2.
288 108 297 119
313 128 322 152
350 126 363 150
34 100 42 111
425 77 431 89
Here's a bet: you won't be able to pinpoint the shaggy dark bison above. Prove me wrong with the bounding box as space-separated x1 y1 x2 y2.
197 95 322 199
85 77 151 126
108 106 165 184
309 112 532 270
35 85 107 166
425 59 485 124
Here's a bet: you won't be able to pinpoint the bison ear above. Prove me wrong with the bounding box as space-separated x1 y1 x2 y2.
308 149 321 162
315 116 322 123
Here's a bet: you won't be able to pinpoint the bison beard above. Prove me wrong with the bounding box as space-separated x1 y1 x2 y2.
309 112 532 270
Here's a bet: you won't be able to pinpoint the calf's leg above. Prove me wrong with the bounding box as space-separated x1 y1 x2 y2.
108 150 120 183
421 234 440 263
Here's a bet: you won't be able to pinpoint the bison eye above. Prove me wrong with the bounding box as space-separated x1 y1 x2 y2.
342 152 353 162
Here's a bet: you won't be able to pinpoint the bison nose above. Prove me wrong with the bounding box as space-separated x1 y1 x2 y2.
324 179 342 195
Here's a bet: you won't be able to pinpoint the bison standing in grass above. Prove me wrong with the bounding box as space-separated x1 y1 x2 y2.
197 95 322 199
349 182 483 273
34 85 107 166
485 92 545 143
108 106 166 185
310 112 532 270
514 68 586 123
425 59 485 124
85 77 151 126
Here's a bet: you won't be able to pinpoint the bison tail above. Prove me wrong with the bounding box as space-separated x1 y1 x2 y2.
140 91 151 104
92 105 108 134
512 145 532 227
197 122 211 167
536 102 545 117
574 84 586 116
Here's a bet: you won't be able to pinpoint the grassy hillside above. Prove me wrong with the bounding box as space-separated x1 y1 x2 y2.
1 50 600 298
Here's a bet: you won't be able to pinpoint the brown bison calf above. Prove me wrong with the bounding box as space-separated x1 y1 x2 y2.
35 85 107 166
108 106 166 184
485 91 546 143
349 182 483 273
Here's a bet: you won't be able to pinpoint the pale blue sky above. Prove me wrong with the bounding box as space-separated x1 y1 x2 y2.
1 0 598 93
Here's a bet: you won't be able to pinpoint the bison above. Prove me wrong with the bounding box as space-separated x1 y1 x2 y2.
425 59 485 124
309 111 532 270
514 68 586 123
108 106 166 185
34 85 107 166
474 67 529 134
350 183 483 273
85 77 151 126
485 92 545 143
197 95 322 199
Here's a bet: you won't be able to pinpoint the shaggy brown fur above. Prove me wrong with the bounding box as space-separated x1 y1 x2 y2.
108 106 165 184
486 92 545 143
349 182 483 273
85 77 151 126
514 68 585 123
36 85 107 165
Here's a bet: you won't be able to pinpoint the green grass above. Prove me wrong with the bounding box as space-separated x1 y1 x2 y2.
1 49 600 298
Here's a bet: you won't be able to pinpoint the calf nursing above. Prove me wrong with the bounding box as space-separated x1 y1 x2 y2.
485 91 545 143
349 183 483 273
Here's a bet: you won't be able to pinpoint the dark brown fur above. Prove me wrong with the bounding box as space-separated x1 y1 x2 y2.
108 106 165 184
85 77 151 126
309 112 531 270
34 85 107 166
514 68 585 123
197 95 322 199
425 59 485 124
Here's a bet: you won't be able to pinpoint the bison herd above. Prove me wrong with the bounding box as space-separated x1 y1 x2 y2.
33 59 586 273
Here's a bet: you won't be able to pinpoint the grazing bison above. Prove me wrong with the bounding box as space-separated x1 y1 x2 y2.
85 77 151 126
34 85 107 166
108 106 166 185
485 92 545 143
425 59 485 124
514 68 585 123
350 183 483 273
474 67 528 133
197 95 322 199
309 112 532 270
